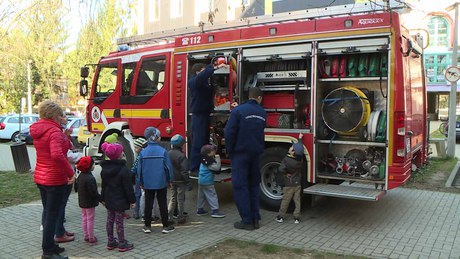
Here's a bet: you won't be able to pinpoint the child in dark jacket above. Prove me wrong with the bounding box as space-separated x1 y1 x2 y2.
76 156 100 245
100 142 136 252
196 144 225 218
167 134 189 224
131 137 147 219
275 133 304 224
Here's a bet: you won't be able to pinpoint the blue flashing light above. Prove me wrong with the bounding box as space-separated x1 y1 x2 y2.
117 45 130 52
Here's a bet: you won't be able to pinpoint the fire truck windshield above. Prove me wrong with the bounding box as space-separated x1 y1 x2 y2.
94 62 118 97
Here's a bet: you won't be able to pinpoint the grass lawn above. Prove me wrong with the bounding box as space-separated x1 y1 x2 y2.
0 171 40 208
183 238 366 259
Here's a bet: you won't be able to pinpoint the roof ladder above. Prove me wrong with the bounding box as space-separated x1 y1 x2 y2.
117 0 411 47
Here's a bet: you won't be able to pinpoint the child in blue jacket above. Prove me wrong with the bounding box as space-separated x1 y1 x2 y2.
196 144 225 218
138 127 174 234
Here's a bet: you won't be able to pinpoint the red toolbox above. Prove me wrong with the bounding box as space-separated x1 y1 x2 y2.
263 93 294 109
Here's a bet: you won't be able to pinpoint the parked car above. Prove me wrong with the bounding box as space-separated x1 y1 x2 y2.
19 117 85 146
66 117 85 147
19 127 34 144
439 115 460 139
77 120 91 146
0 114 39 142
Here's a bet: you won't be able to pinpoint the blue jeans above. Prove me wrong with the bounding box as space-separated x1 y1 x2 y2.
38 184 67 254
55 184 72 237
231 153 262 224
134 182 142 217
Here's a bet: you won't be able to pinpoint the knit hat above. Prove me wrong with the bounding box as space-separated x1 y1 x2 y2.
76 156 94 172
105 133 119 144
200 144 216 157
170 134 185 148
101 142 124 160
144 127 161 141
292 142 304 156
133 137 147 149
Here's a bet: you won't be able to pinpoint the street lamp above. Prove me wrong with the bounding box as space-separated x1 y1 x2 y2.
446 2 459 158
27 60 32 115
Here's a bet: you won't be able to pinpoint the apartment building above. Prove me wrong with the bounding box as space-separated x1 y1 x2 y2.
401 0 460 119
135 0 460 120
137 0 354 35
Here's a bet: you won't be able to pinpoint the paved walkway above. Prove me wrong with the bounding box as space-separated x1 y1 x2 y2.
1 181 460 259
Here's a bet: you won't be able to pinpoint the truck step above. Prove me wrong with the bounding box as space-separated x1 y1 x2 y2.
303 183 385 201
189 166 232 183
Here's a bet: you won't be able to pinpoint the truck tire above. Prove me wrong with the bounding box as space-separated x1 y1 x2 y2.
119 136 134 169
102 132 134 169
259 147 287 211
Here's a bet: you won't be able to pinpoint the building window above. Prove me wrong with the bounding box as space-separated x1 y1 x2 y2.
427 16 449 48
424 53 459 84
171 0 183 18
149 0 160 22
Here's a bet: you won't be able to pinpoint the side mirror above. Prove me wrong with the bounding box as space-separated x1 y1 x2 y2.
80 79 88 97
80 66 89 78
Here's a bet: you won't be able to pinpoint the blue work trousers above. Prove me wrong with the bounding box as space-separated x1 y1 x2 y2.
190 113 210 172
231 152 262 224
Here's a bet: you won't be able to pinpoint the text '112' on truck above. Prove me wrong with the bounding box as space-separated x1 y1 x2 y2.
79 1 428 210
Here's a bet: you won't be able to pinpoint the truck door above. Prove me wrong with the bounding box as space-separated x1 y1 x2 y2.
405 38 425 158
89 61 121 133
119 53 171 137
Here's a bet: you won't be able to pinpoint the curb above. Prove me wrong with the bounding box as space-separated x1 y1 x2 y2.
445 161 460 187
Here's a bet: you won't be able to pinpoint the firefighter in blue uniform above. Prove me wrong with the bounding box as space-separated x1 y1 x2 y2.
224 87 266 230
188 62 227 174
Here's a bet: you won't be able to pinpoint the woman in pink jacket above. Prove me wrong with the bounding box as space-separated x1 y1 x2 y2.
30 100 75 259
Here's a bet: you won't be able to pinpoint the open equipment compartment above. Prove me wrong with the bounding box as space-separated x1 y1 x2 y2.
314 37 390 185
241 43 312 130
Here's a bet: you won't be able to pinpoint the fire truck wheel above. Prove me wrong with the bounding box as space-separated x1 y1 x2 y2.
259 147 287 211
118 136 134 169
259 146 311 211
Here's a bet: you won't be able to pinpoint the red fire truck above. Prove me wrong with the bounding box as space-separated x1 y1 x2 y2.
79 2 427 210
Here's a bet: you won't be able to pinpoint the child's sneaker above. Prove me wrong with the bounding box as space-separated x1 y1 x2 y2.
196 208 208 216
118 240 134 252
294 218 300 224
142 226 152 233
162 226 175 234
107 239 119 250
275 215 284 223
211 210 226 218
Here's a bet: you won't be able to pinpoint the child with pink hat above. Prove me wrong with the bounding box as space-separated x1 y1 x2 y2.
100 142 136 252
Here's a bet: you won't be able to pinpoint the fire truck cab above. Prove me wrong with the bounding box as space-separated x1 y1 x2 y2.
80 2 427 210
